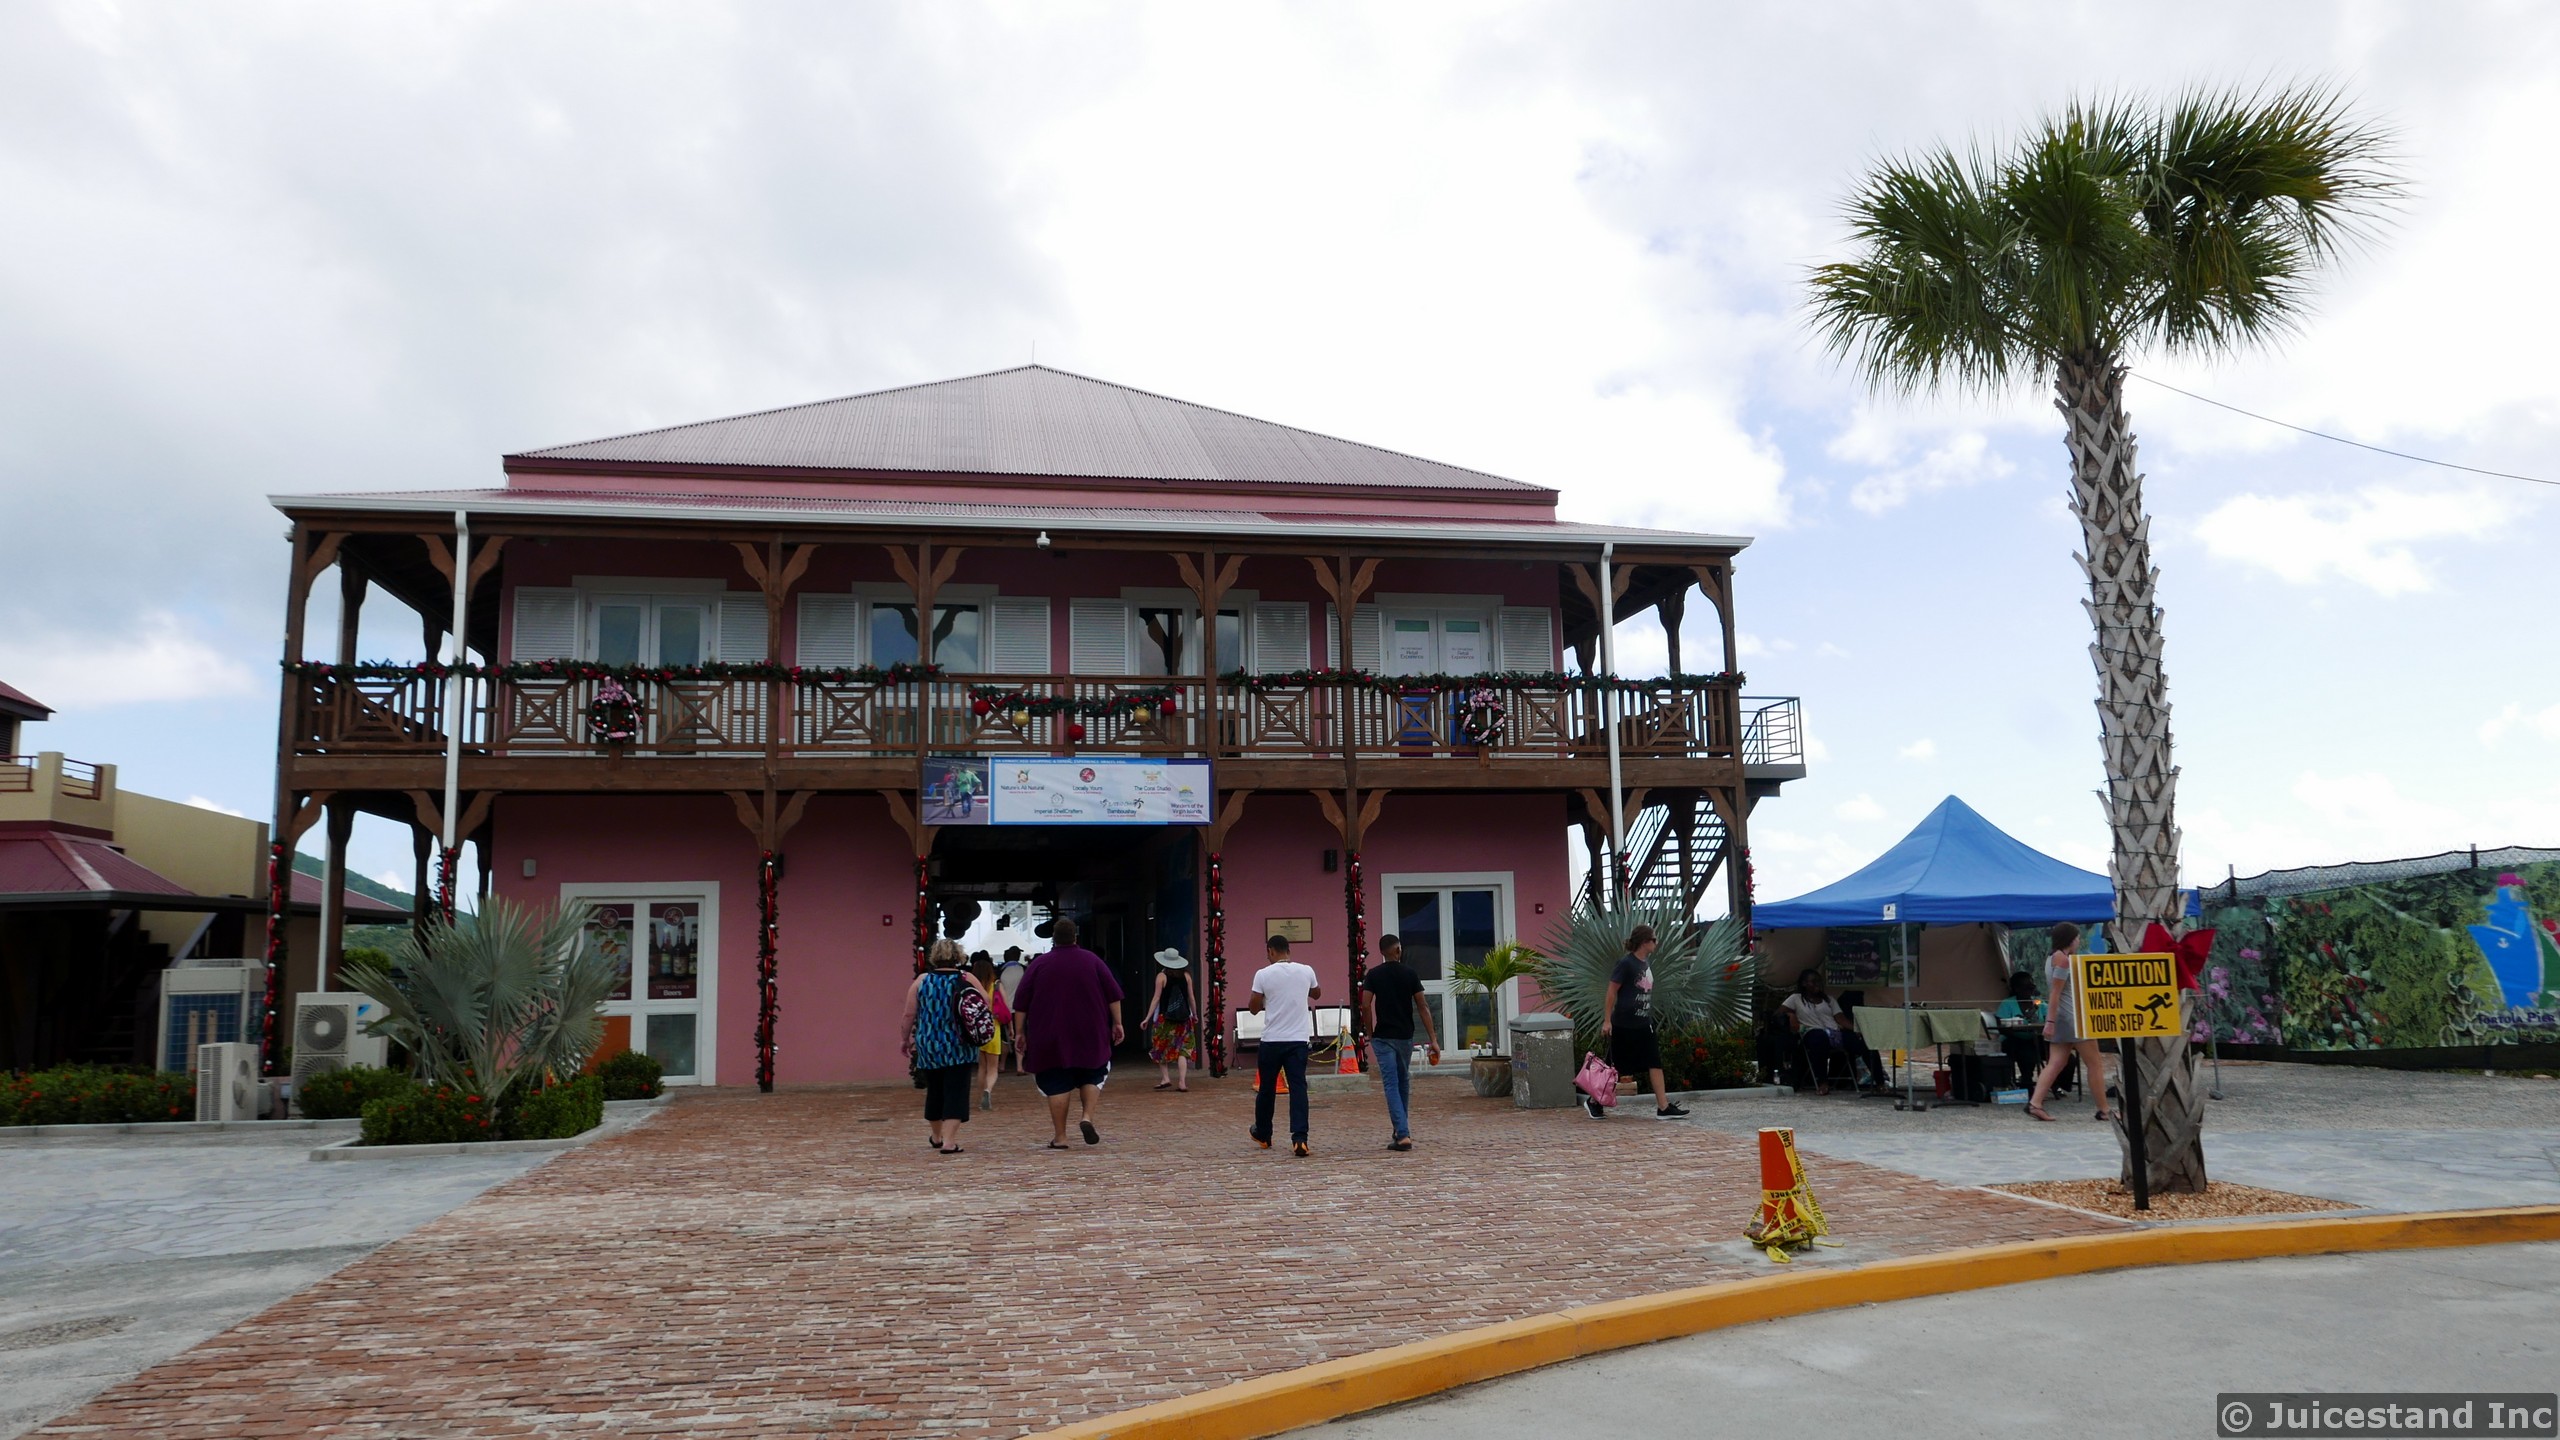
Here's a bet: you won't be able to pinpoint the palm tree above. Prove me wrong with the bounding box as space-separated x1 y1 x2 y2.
1806 86 2395 1192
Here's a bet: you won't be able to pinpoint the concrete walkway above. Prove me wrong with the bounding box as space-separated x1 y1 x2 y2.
1684 1062 2560 1213
1294 1241 2560 1439
0 1116 648 1439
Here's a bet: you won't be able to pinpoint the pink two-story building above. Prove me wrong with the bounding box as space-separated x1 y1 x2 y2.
266 367 1801 1086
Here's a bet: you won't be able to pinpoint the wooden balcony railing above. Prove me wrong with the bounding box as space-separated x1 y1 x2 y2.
289 668 1765 767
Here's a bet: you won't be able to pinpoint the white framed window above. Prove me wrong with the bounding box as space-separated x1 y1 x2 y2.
1379 870 1516 1055
792 585 1002 671
509 578 762 665
561 881 720 1086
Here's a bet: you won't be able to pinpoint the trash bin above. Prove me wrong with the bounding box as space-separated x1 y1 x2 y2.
1509 1013 1578 1109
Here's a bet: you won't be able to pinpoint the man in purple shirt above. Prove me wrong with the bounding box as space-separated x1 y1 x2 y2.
1010 918 1125 1148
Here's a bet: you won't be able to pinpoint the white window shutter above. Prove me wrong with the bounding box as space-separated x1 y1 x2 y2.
718 595 769 662
1325 605 1381 671
987 597 1052 674
1250 602 1309 674
795 595 865 667
1497 606 1555 672
510 588 580 662
1069 599 1132 674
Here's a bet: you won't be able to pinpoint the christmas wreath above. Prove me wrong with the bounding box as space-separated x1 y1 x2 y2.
587 679 643 744
1457 686 1508 747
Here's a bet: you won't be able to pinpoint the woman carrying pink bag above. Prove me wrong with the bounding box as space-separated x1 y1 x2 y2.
1588 924 1690 1120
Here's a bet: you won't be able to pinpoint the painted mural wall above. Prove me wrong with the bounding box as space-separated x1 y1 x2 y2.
2193 860 2560 1051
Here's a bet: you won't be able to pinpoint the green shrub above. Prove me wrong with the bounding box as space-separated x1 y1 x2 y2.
1658 1028 1757 1092
359 1080 495 1145
507 1075 603 1140
295 1064 412 1120
0 1065 195 1125
593 1048 663 1101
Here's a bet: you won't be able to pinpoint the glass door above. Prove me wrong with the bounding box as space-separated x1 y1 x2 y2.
585 897 710 1083
1388 882 1508 1056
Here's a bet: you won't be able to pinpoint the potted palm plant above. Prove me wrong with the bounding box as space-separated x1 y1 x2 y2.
1450 940 1539 1098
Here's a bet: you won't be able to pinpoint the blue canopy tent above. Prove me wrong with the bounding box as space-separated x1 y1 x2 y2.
1754 795 2161 1111
1754 795 2116 929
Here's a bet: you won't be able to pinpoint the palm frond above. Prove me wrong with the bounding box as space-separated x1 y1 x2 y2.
340 897 606 1113
1805 83 2398 388
1531 900 1755 1050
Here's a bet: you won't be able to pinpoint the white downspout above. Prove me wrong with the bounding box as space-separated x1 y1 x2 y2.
440 510 469 900
1600 541 1624 908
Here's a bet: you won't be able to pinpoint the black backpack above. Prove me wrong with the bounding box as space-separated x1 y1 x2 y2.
1159 974 1192 1023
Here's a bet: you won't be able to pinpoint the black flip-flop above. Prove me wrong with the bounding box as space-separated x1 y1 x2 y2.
1387 1139 1413 1152
1045 1140 1071 1149
939 1145 965 1155
1080 1120 1101 1145
1152 1082 1173 1091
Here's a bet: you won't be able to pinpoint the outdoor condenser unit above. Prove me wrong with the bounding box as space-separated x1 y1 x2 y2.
158 960 269 1074
290 992 390 1105
195 1041 260 1123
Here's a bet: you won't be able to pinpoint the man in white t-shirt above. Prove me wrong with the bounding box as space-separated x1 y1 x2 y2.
1248 933 1322 1156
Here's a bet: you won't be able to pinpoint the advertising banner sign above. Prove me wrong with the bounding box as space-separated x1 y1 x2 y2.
987 757 1213 826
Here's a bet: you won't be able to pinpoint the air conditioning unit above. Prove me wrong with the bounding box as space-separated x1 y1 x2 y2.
195 1041 260 1122
159 961 270 1074
290 992 390 1106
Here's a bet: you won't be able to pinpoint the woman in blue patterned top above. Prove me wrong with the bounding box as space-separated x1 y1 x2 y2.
903 939 990 1153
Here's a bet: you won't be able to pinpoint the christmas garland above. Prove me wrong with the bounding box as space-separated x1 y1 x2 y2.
1219 668 1744 694
283 659 946 685
963 684 1184 720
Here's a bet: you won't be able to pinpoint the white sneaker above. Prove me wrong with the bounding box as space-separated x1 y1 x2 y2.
1582 1096 1606 1119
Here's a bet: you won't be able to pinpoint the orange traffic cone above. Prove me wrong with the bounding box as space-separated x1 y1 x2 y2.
1338 1040 1360 1075
1744 1126 1837 1263
1264 1068 1289 1095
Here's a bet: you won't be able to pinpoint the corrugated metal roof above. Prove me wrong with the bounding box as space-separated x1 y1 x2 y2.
0 825 195 898
510 366 1549 494
273 487 1750 552
289 869 408 918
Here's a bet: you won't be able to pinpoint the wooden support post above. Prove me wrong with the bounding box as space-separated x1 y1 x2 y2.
880 789 939 972
1175 551 1245 757
1311 785 1387 1049
1690 562 1737 675
262 525 335 1076
335 561 366 668
319 799 355 991
1657 585 1686 676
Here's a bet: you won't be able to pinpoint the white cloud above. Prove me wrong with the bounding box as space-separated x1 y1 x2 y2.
1837 429 2016 515
1735 631 1795 659
1834 792 1887 822
2480 702 2560 747
1815 642 1851 660
1898 738 1936 760
0 611 258 709
2192 485 2518 596
184 795 246 817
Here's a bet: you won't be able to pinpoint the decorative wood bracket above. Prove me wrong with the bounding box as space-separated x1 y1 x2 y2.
1205 789 1253 850
730 789 816 851
1311 787 1388 849
280 792 332 845
879 789 937 858
734 541 819 602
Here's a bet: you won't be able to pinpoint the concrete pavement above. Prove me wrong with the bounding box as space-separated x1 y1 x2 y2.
1294 1242 2560 1439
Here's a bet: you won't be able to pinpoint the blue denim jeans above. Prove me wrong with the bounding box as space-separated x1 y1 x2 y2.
1371 1037 1415 1139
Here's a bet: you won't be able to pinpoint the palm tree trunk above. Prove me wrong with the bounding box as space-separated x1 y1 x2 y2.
2055 351 2207 1195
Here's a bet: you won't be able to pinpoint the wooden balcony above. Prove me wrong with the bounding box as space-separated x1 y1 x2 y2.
284 668 1799 795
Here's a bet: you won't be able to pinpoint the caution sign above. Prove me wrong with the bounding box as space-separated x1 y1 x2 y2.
2076 953 2180 1039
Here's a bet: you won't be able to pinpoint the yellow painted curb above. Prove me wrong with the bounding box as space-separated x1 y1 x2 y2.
1035 1205 2560 1440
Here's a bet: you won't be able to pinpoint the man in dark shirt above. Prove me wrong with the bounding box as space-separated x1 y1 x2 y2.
1359 933 1440 1151
1011 918 1125 1148
1597 923 1689 1120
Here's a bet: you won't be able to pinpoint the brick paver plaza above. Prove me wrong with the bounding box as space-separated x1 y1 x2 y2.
37 1078 2116 1438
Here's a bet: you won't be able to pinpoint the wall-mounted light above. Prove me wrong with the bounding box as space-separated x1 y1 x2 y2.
522 858 537 879
881 913 894 927
1035 531 1052 549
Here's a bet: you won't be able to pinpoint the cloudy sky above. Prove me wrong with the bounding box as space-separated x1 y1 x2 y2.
3 0 2554 903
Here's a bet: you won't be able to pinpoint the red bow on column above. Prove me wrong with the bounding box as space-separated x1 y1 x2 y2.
2139 922 2216 991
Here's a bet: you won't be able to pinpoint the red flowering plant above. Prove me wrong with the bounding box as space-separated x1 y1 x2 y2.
0 1066 195 1126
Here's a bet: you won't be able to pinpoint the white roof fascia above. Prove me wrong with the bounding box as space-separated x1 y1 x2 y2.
269 490 1753 552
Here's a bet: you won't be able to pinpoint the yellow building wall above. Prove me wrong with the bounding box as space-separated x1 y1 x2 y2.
114 790 270 960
